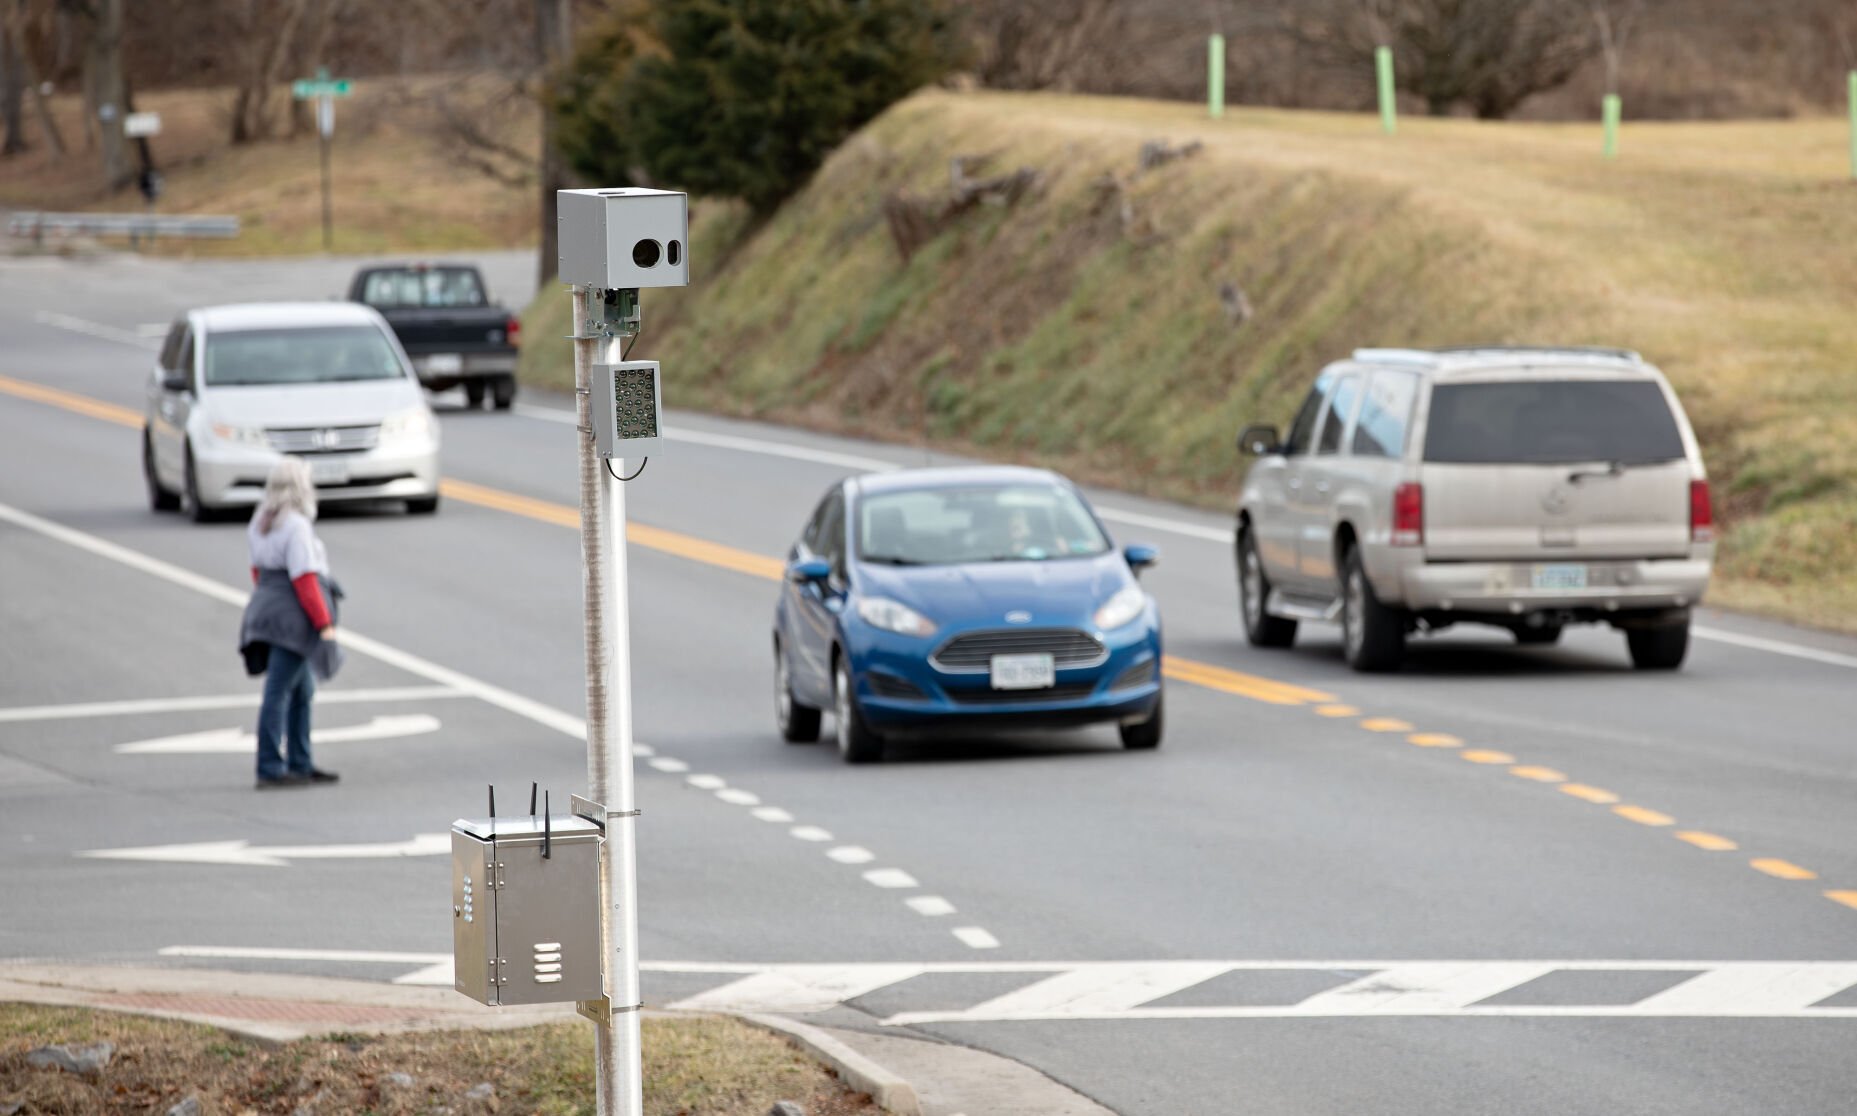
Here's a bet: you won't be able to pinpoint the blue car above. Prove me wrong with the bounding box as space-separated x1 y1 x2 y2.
773 466 1164 763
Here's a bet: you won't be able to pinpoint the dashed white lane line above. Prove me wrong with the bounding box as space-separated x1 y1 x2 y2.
648 757 689 773
906 896 956 917
863 868 920 889
716 788 761 806
953 927 1002 950
686 773 727 790
828 846 877 865
751 806 795 823
34 309 160 349
791 826 833 842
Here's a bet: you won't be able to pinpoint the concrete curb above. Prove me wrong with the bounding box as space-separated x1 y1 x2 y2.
740 1012 922 1116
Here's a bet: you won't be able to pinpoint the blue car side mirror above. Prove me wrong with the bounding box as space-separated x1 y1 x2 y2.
1124 544 1159 573
789 557 833 583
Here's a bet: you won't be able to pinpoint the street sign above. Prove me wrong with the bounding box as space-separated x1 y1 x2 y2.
292 78 352 99
123 111 161 138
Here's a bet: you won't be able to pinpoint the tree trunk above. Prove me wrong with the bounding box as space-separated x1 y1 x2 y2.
4 0 64 158
535 0 570 287
85 0 127 189
1 19 25 155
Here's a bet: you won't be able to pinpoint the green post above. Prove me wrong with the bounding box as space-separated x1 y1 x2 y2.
1375 46 1396 135
1602 92 1621 159
1848 71 1856 180
1208 34 1225 119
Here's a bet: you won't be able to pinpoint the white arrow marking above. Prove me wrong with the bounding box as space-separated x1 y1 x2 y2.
81 832 451 867
115 714 441 755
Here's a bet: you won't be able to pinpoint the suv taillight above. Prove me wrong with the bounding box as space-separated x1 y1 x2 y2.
1690 479 1713 543
506 316 522 348
1392 482 1423 547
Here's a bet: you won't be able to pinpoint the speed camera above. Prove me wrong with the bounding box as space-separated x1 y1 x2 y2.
557 187 689 289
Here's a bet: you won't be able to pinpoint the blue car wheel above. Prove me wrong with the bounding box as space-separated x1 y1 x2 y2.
834 657 885 764
776 638 821 744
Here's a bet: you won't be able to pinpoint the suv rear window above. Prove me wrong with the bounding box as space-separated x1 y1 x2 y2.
1424 380 1685 465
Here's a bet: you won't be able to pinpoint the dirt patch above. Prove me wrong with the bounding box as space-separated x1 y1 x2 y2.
0 1003 876 1116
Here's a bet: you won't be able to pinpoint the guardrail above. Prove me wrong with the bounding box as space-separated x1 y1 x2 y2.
7 211 241 244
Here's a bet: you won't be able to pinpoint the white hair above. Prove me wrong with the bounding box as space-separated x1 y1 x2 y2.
256 456 318 533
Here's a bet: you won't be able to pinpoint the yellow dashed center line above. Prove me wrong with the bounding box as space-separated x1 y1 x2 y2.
1313 704 1360 718
1509 766 1566 783
1825 891 1857 911
1675 830 1738 852
1358 717 1414 733
1160 658 1334 706
1460 749 1515 765
1560 784 1621 805
1750 858 1818 881
0 374 143 429
1406 732 1462 748
1614 805 1676 827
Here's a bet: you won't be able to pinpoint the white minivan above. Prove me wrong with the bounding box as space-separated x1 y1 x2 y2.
142 302 441 522
1234 347 1713 671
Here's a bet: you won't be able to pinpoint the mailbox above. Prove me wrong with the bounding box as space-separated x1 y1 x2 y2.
451 811 603 1006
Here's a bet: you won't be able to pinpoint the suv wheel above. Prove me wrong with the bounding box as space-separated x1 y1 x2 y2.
1340 548 1405 672
833 657 884 764
775 639 822 743
1626 621 1688 670
143 430 179 512
1237 528 1297 648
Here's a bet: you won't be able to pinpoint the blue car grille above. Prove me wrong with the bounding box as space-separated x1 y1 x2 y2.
1110 658 1158 690
945 681 1098 705
932 628 1106 672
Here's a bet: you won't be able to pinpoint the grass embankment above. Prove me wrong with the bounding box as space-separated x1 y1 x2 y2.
0 79 534 256
522 89 1857 631
0 1003 873 1115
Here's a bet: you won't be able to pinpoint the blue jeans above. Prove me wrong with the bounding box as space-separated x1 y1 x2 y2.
255 644 315 780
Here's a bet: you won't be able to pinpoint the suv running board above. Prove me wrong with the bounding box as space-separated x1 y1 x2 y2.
1267 591 1342 623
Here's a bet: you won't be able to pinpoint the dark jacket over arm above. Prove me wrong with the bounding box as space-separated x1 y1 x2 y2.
239 569 344 681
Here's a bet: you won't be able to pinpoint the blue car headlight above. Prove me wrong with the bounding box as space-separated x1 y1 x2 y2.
855 596 938 638
1093 585 1147 631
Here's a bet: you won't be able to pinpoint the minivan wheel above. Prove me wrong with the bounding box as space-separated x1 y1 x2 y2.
775 640 822 743
1626 621 1689 670
181 445 219 524
1514 624 1564 646
144 430 179 512
1237 529 1297 649
833 657 884 764
1340 548 1405 672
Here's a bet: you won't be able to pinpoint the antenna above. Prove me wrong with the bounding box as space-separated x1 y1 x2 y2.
542 790 553 860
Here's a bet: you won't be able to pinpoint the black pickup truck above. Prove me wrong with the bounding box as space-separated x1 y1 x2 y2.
347 263 520 409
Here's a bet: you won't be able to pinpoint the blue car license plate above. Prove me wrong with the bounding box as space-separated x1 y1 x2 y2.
1531 563 1588 590
991 653 1055 690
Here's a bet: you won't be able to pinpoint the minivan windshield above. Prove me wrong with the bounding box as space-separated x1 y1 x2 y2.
857 484 1110 565
1424 380 1686 465
204 326 406 387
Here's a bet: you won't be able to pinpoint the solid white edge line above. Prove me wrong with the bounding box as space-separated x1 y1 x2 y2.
1692 626 1857 671
159 946 448 964
34 310 160 349
0 685 465 723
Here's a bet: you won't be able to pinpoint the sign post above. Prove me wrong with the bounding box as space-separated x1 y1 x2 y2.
1375 46 1396 136
291 67 352 251
1848 71 1856 182
1208 34 1225 120
1602 93 1622 159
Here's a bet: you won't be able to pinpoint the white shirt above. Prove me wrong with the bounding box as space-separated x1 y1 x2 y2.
248 509 329 581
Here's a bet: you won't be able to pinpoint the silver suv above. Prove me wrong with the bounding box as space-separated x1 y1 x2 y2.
1234 347 1714 672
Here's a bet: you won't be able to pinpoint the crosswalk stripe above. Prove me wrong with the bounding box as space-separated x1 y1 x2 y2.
954 962 1234 1019
668 965 925 1013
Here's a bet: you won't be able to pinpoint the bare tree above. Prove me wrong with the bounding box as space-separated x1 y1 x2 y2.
69 0 128 185
225 0 309 144
1590 0 1642 95
1289 0 1598 118
1 16 23 154
3 0 64 157
535 0 569 287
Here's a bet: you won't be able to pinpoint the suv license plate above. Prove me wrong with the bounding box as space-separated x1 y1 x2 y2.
991 653 1056 690
1532 563 1588 590
423 353 463 374
309 458 350 485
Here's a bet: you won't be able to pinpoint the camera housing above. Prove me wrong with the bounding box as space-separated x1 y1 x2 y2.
556 187 689 289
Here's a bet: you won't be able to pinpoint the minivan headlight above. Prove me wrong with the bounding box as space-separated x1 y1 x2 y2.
380 407 436 443
1093 585 1147 631
209 422 267 447
855 597 938 637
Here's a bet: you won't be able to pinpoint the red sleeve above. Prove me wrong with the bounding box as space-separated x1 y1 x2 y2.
292 572 333 631
251 566 259 586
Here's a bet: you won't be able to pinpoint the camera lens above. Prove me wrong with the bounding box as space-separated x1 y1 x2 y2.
667 240 682 266
632 239 661 268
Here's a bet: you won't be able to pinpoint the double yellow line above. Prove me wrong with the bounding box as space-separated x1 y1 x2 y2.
0 372 1332 709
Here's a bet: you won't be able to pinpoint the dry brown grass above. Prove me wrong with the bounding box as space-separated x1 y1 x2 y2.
0 1003 875 1116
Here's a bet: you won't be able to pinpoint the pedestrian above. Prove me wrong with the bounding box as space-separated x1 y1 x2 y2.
237 457 344 789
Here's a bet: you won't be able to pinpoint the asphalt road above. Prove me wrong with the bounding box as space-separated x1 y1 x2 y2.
5 251 1857 1115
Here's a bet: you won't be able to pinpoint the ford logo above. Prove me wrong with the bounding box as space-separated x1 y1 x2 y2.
1004 610 1032 624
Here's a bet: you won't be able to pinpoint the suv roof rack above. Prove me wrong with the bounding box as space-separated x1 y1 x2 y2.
1434 344 1641 362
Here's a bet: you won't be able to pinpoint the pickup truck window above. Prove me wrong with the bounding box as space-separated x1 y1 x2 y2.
1424 380 1685 465
359 268 487 309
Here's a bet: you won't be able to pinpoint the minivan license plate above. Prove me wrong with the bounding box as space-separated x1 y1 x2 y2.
991 653 1055 690
309 458 349 485
1532 563 1587 590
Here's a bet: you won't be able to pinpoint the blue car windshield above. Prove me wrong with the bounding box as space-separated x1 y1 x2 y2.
857 484 1110 565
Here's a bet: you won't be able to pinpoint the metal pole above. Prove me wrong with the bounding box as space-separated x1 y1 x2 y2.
1375 46 1396 136
1208 33 1225 120
1848 71 1856 182
572 285 643 1116
1602 92 1621 159
318 97 333 252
